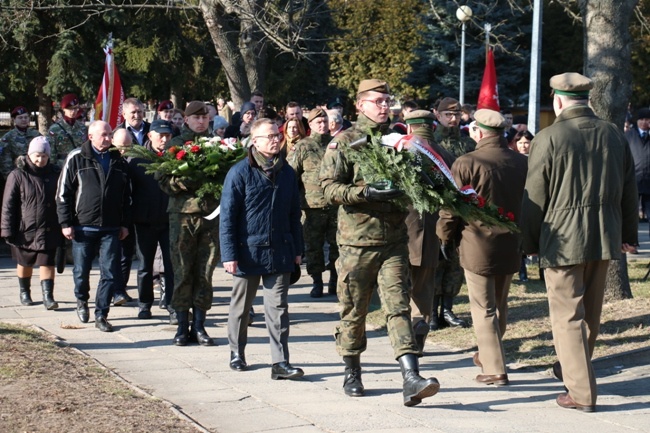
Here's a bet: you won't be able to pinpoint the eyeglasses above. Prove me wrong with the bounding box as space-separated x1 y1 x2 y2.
254 133 283 141
441 111 460 119
361 97 394 108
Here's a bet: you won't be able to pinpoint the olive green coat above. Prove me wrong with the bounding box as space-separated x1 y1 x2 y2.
289 131 332 209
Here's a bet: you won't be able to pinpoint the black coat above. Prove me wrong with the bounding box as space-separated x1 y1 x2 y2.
1 156 63 251
128 142 170 226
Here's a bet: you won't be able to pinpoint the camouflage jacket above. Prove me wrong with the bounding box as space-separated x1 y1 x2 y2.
289 132 332 209
319 114 408 247
48 119 87 165
433 125 475 158
0 128 40 179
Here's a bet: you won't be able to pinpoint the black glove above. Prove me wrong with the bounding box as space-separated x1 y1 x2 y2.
363 186 404 202
440 243 454 261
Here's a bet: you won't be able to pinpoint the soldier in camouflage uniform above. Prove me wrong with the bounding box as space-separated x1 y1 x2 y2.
158 101 218 347
289 108 338 298
48 94 88 166
0 106 40 180
429 97 473 331
319 79 440 407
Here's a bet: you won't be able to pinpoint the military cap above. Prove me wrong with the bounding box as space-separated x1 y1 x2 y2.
357 79 390 95
550 72 593 96
10 106 27 118
150 119 173 134
185 101 209 117
157 100 174 111
404 109 435 125
474 108 507 131
437 97 461 113
61 93 79 109
636 108 650 121
307 107 327 123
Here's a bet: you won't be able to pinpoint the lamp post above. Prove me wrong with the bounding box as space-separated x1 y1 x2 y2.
456 5 472 105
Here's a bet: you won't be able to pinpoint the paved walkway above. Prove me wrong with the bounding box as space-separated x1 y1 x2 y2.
1 226 650 432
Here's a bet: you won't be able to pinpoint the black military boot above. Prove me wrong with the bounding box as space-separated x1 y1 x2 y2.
310 273 324 298
327 268 338 295
173 311 190 346
191 308 215 346
40 279 58 310
413 320 429 353
442 296 469 328
342 355 364 397
429 296 442 331
18 277 34 306
398 354 440 407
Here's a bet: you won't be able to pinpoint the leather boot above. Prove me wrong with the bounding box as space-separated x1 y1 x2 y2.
442 295 469 328
18 277 34 306
173 311 190 346
413 320 429 353
191 308 215 346
398 354 440 407
40 279 58 310
310 273 324 298
327 268 338 295
342 355 364 397
429 296 442 331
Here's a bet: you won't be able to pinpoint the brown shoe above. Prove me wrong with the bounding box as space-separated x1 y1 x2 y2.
473 352 482 369
556 392 595 412
475 374 509 386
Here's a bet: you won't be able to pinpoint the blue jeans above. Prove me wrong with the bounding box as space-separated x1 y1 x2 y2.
72 228 121 319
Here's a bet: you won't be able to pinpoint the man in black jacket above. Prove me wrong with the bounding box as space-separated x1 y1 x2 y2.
56 120 131 332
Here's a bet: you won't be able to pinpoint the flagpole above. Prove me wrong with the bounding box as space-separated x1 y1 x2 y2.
484 23 491 60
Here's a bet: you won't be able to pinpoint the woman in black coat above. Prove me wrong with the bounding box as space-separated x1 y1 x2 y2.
1 136 62 309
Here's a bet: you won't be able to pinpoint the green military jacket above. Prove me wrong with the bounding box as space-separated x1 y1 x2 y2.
521 105 639 267
48 119 87 165
319 114 408 247
289 131 332 209
433 125 475 158
0 128 40 179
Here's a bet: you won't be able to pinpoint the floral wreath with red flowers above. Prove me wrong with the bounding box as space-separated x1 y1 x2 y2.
127 136 246 199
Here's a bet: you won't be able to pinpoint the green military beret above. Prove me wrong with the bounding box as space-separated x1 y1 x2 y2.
185 101 209 116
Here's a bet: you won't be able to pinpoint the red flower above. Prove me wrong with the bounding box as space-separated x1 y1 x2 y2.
497 207 504 215
168 146 178 155
476 196 486 208
176 150 187 160
156 151 164 157
190 145 201 153
184 140 193 146
506 211 515 222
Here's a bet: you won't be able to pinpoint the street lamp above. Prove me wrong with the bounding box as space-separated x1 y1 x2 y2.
456 5 472 105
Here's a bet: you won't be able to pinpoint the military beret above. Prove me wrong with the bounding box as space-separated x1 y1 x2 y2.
185 101 209 117
10 106 27 118
150 119 173 134
474 109 507 131
404 109 435 125
550 72 593 96
357 79 390 96
240 101 256 114
437 97 461 113
307 108 327 123
157 100 174 111
61 93 79 109
636 108 650 121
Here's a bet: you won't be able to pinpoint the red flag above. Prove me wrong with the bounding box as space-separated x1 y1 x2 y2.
477 49 500 111
94 38 124 128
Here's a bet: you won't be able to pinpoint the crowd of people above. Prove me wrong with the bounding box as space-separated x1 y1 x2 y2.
0 71 640 411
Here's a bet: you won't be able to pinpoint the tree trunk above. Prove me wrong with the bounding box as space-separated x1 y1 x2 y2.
36 55 52 134
581 0 636 301
239 0 267 94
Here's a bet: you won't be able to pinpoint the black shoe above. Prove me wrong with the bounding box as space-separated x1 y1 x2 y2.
442 310 470 328
230 352 248 371
191 308 215 346
137 308 152 320
95 316 113 332
113 293 131 306
173 311 190 346
428 315 441 331
41 279 58 310
398 354 440 407
271 361 304 380
18 277 34 306
76 300 89 323
342 355 364 397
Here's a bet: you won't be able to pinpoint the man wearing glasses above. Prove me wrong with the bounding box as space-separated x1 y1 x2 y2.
320 79 440 407
221 118 305 380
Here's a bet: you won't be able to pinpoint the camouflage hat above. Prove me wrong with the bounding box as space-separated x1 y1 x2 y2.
307 107 327 123
185 101 209 117
357 79 390 96
437 97 461 113
550 72 593 96
10 106 27 118
404 109 435 125
474 109 507 131
61 93 79 109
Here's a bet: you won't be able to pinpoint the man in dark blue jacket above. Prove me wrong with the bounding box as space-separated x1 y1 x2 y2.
56 120 131 332
220 118 304 379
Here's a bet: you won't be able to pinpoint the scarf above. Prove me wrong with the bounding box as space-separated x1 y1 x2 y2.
252 147 283 179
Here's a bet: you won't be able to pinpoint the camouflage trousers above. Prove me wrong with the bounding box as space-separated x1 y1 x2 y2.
303 207 338 275
335 244 419 359
433 249 464 297
169 213 220 312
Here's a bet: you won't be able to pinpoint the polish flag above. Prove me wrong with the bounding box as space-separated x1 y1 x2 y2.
94 38 124 128
477 49 500 111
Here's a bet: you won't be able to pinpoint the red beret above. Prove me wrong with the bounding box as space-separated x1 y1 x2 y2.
157 100 174 111
61 93 79 109
10 106 28 118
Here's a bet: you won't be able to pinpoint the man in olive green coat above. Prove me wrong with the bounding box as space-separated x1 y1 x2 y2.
521 72 638 412
319 79 439 407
